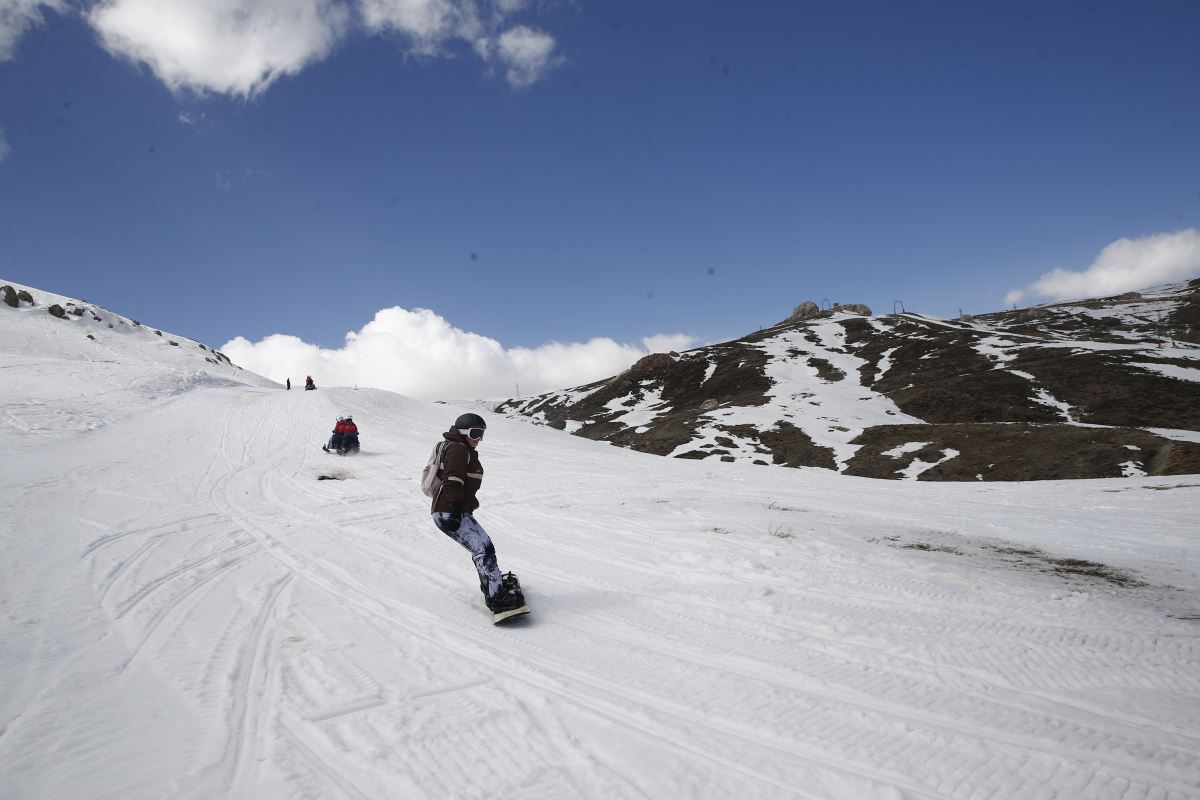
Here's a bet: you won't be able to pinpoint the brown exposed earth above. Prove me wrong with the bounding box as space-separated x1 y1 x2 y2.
843 423 1200 481
498 281 1200 481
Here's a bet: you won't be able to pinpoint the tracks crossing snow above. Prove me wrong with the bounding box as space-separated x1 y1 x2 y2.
3 383 1199 799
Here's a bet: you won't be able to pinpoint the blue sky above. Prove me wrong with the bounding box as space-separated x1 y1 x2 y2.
2 1 1199 397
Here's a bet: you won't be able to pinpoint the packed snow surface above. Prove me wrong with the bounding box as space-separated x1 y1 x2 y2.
3 291 1200 799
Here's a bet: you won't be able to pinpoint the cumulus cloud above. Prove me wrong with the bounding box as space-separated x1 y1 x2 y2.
88 0 352 97
490 24 560 88
358 0 472 51
359 2 559 87
76 0 561 97
222 306 698 400
0 0 64 61
1005 229 1200 306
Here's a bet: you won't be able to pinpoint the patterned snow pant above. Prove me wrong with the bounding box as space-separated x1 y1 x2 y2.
432 513 503 599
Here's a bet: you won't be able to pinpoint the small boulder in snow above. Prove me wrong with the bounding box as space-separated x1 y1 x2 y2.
1 285 16 308
48 304 67 319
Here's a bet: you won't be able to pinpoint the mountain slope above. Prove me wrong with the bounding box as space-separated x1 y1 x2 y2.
498 280 1200 480
3 283 1200 799
0 279 275 438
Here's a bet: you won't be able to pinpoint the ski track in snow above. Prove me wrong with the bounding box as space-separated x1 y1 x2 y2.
3 300 1200 798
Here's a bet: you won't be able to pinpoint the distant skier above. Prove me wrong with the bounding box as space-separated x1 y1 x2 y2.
305 375 316 390
286 378 291 390
428 413 526 619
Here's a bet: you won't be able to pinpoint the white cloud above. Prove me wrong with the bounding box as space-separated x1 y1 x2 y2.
360 2 560 86
358 0 471 51
490 0 526 15
0 126 9 162
0 0 64 61
77 0 560 96
88 0 352 97
222 306 698 400
642 333 698 354
490 24 560 88
1005 229 1200 306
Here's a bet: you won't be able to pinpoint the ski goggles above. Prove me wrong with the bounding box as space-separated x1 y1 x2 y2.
459 427 486 440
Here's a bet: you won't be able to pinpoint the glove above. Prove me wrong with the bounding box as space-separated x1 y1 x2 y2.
443 501 463 533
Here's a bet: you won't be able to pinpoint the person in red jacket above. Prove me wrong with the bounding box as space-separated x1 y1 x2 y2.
340 416 359 453
325 417 345 452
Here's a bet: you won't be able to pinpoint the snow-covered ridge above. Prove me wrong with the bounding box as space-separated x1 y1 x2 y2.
1 278 276 436
498 278 1200 481
1 277 248 365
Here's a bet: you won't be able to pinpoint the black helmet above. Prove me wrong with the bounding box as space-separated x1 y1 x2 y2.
454 412 486 430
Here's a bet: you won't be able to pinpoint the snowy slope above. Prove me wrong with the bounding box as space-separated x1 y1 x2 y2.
0 279 274 438
3 285 1200 799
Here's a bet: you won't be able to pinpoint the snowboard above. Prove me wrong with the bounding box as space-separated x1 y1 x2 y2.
493 604 531 624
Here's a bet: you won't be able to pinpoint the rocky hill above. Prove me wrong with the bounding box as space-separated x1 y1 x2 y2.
1 279 246 370
497 279 1200 480
1 279 276 438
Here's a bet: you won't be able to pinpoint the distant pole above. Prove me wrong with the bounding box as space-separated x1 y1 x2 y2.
893 300 905 314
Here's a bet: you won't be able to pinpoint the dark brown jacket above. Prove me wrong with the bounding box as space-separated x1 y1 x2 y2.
431 429 484 514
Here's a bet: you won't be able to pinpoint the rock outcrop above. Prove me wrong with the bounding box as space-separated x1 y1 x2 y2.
833 303 872 316
787 301 821 321
630 353 675 374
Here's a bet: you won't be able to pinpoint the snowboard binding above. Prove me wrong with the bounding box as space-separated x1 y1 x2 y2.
488 572 530 623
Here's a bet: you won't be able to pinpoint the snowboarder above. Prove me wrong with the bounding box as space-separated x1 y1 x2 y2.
429 413 527 621
305 375 316 390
